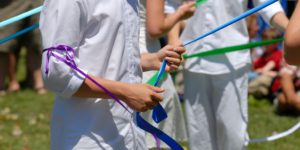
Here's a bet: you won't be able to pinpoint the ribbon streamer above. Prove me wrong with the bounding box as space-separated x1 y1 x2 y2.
151 64 168 124
195 0 208 7
0 6 42 28
151 71 168 123
247 121 300 143
137 71 182 150
155 0 279 85
183 38 284 59
148 72 168 86
0 23 39 45
136 112 184 150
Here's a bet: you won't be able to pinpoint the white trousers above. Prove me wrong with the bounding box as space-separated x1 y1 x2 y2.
184 66 249 150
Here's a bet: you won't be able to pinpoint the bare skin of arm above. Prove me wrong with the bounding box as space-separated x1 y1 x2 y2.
256 61 278 77
141 45 185 72
73 45 185 112
285 1 300 65
277 69 300 113
74 75 164 112
167 22 183 46
146 0 196 38
270 12 289 32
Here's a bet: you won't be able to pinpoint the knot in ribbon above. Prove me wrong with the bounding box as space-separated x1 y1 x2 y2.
44 45 77 75
43 45 131 112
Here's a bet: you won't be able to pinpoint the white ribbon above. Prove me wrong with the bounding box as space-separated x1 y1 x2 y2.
246 121 300 144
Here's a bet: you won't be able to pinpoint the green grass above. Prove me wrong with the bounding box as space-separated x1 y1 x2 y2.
0 49 54 150
248 96 300 150
0 90 53 150
2 91 299 150
0 50 299 149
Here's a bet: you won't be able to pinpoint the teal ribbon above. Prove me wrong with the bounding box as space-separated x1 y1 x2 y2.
0 6 42 28
0 23 39 45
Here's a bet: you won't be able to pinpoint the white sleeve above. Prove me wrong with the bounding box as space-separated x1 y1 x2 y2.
253 0 284 24
40 0 86 98
164 0 183 14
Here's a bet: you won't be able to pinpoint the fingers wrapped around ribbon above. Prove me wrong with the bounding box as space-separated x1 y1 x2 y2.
157 45 186 72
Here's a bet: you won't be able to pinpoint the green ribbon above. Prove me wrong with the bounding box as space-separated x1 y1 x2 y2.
183 38 284 59
147 72 168 85
195 0 208 7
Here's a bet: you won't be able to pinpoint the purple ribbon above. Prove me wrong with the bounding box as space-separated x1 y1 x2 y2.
43 45 131 112
43 45 183 150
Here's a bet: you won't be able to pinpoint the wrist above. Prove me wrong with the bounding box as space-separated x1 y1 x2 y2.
175 10 185 21
112 82 130 101
153 52 163 70
142 53 161 71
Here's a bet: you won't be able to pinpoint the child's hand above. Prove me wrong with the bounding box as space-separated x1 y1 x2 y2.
122 84 164 112
157 45 186 72
177 1 196 20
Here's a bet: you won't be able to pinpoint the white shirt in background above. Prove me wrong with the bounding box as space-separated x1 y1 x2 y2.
181 0 283 74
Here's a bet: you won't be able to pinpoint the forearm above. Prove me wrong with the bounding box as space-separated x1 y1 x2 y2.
270 12 289 32
74 75 128 100
163 12 185 32
280 71 297 102
146 0 194 38
74 73 166 112
284 2 300 65
263 71 278 77
147 11 182 38
262 61 275 72
168 22 182 46
140 53 161 71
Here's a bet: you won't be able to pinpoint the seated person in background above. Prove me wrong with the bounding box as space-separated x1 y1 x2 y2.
248 28 283 98
275 64 300 115
247 14 263 62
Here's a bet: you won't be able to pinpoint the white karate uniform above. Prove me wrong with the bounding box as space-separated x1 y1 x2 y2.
180 0 283 150
138 0 187 149
40 0 146 149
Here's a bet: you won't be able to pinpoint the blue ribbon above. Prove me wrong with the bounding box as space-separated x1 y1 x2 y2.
136 112 183 150
137 70 182 149
154 0 279 85
0 23 39 45
152 59 168 123
0 6 42 28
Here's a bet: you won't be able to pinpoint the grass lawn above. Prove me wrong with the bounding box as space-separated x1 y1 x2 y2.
0 49 299 149
248 96 300 150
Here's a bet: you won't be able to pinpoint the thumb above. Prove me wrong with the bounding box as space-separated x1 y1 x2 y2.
149 86 165 93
